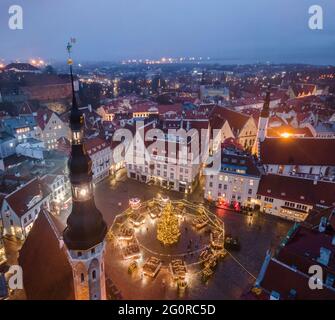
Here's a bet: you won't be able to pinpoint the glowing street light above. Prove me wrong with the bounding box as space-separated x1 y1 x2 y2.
280 132 291 139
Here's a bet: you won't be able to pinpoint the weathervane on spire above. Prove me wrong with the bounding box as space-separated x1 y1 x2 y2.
66 38 77 106
66 38 76 65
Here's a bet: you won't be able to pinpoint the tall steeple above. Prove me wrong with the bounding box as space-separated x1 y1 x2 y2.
63 41 108 300
253 87 271 157
260 87 271 118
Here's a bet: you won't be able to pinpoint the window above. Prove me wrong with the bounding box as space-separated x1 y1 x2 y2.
248 189 252 195
209 182 213 187
78 251 82 257
219 184 222 189
91 248 95 254
23 218 27 224
249 180 254 186
224 185 227 190
92 270 96 280
80 273 85 283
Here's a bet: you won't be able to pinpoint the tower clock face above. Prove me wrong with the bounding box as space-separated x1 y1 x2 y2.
73 184 92 201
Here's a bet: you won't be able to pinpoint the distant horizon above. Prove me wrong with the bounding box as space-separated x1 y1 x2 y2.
3 57 335 68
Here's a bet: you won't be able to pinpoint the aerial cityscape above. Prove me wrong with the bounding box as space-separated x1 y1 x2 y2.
0 1 335 303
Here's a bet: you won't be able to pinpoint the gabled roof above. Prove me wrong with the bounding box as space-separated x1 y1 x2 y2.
290 84 316 97
18 210 75 300
35 108 54 130
259 258 335 300
210 106 252 132
257 174 335 207
260 138 335 165
5 178 50 217
84 137 110 156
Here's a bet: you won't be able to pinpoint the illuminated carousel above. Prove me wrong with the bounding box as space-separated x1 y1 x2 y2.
108 195 226 295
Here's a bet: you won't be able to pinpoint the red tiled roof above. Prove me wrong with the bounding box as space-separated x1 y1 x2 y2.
303 207 335 229
156 104 183 114
5 178 50 217
258 174 335 207
18 210 75 300
35 108 54 130
210 106 251 132
84 137 110 156
260 138 335 165
277 227 335 275
260 258 335 300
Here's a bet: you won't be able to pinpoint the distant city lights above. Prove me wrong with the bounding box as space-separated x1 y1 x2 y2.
121 56 211 65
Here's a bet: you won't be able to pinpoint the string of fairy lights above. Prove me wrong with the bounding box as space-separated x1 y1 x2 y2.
108 198 257 280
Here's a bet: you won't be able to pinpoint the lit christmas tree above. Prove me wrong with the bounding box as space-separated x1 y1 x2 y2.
157 203 181 245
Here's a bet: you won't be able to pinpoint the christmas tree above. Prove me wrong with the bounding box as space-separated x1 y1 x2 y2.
157 203 181 245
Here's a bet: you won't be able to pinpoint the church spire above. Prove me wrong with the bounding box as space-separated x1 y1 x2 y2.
252 87 271 156
260 86 271 118
63 41 107 251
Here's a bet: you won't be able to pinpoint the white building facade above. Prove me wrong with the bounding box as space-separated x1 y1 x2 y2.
205 151 261 208
1 178 51 239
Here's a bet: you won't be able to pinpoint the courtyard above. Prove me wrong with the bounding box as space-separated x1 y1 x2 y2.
95 172 292 300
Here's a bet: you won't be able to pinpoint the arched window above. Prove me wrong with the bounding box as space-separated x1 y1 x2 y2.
92 270 96 280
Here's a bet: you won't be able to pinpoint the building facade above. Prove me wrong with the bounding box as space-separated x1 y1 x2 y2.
84 137 112 183
1 178 51 239
256 174 335 221
205 149 261 208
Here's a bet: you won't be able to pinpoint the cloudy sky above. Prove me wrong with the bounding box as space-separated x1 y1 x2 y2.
0 0 335 64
